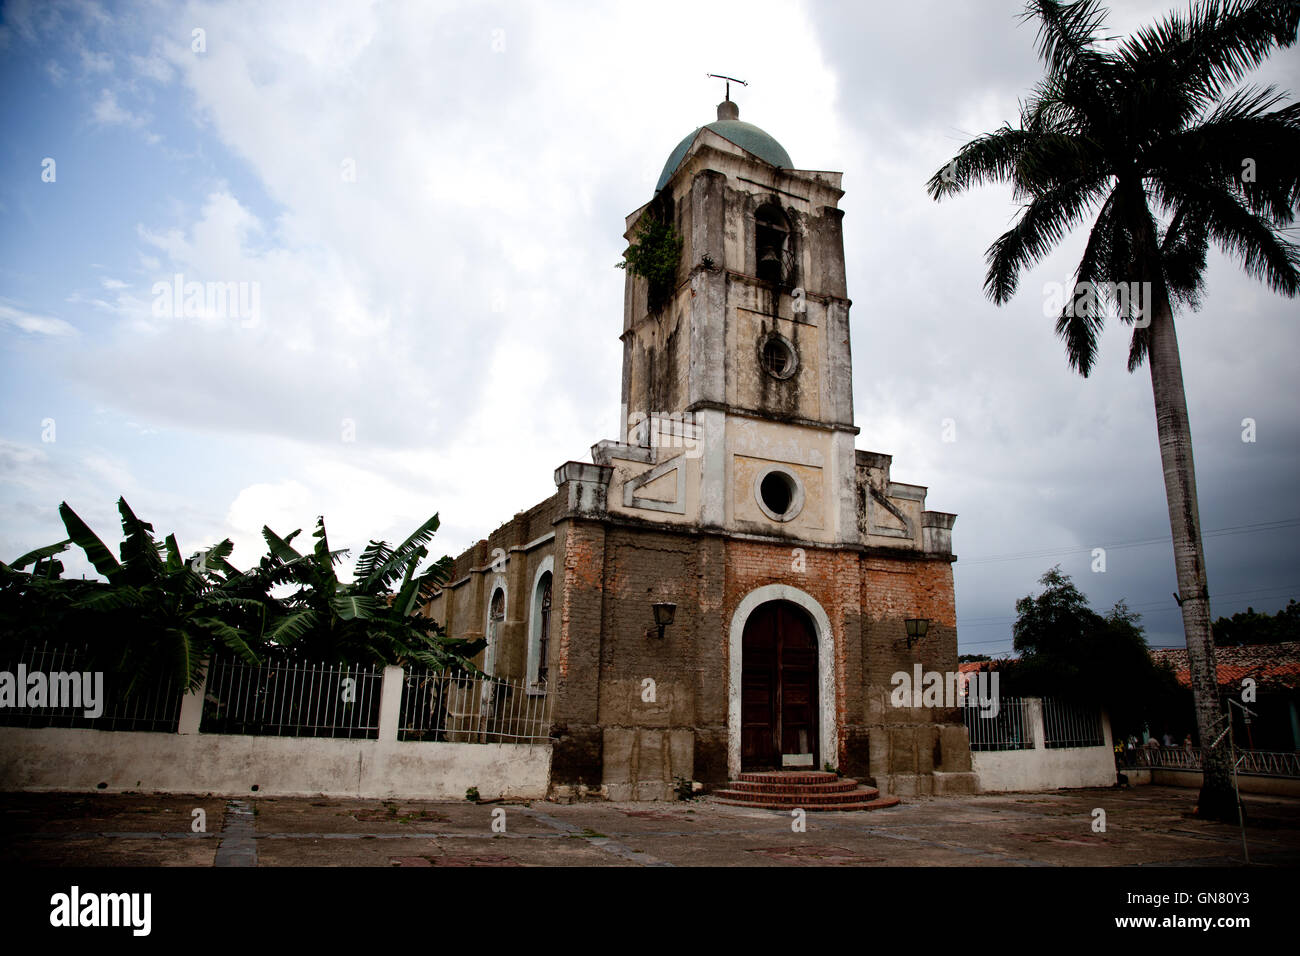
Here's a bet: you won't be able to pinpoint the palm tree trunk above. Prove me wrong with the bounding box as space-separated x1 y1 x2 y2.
1145 285 1237 822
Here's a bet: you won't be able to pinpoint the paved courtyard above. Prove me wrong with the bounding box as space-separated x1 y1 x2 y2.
2 785 1297 867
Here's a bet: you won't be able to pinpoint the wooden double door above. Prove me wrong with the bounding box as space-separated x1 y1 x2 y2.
741 601 819 771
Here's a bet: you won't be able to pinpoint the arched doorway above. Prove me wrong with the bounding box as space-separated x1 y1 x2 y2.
741 600 819 771
727 584 837 780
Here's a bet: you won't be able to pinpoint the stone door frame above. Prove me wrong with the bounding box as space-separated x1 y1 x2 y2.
728 584 837 781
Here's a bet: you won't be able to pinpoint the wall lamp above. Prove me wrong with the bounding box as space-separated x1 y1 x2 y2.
904 617 930 650
650 602 677 639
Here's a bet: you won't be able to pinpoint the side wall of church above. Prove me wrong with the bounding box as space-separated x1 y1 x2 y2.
426 496 558 683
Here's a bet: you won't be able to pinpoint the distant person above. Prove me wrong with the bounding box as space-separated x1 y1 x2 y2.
1183 734 1193 751
1162 731 1174 747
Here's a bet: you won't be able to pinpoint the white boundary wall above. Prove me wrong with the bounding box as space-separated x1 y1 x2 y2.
0 665 551 800
971 699 1116 792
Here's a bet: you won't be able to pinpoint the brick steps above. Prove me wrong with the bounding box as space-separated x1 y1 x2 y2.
714 795 901 812
712 770 900 812
728 778 862 795
738 771 839 785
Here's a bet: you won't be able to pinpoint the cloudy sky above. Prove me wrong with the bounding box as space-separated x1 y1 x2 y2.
1 0 1296 656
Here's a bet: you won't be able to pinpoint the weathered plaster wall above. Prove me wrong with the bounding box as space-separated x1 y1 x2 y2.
0 728 551 800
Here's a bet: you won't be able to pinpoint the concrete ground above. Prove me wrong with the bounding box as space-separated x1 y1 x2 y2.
2 785 1297 867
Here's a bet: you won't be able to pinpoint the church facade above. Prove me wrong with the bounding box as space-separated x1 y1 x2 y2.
426 98 977 801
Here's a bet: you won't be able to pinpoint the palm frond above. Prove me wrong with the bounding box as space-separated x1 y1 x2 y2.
167 627 204 693
1163 179 1300 294
360 514 443 592
261 526 303 564
1148 95 1300 222
163 534 184 573
1053 187 1126 375
200 593 270 612
267 609 319 646
928 125 1033 199
116 498 165 583
194 616 261 667
1120 0 1300 120
73 585 147 612
58 502 122 582
205 538 236 566
1161 210 1211 311
354 540 393 583
8 540 70 571
330 594 382 621
394 553 428 617
1022 0 1111 76
985 176 1111 302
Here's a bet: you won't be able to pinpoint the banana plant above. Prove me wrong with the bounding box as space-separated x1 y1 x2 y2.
5 501 483 686
258 513 484 670
33 499 265 695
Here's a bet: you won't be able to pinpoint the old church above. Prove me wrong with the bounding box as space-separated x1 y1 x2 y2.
426 96 976 802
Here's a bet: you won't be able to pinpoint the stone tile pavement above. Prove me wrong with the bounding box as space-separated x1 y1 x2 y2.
2 785 1297 867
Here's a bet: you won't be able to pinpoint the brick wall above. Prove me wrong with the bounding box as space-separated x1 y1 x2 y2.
546 518 969 796
425 494 558 678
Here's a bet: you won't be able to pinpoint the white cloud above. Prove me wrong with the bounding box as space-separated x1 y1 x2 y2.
80 47 113 74
0 302 76 336
91 88 139 126
130 50 173 84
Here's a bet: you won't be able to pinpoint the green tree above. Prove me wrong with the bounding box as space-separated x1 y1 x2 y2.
1006 567 1184 740
928 0 1299 820
1212 599 1299 645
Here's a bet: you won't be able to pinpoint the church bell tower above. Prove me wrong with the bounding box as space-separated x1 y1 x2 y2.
601 96 861 546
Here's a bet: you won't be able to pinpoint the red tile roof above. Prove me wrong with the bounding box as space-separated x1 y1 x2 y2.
1150 642 1300 691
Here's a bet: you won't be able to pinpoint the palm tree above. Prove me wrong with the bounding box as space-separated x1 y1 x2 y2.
928 0 1299 821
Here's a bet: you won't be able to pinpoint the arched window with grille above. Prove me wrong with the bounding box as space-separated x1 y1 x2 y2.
537 577 552 684
527 558 554 693
485 585 505 676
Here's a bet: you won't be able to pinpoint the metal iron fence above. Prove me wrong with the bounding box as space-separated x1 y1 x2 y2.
963 696 1035 751
398 669 552 744
1135 746 1300 777
0 641 181 732
1042 697 1106 749
200 654 382 739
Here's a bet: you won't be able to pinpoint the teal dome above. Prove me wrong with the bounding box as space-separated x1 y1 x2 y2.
655 105 792 193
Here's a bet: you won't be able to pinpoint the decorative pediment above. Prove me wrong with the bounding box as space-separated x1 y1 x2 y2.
623 455 686 515
866 485 913 539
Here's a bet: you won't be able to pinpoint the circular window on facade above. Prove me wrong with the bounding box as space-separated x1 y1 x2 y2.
754 465 805 522
759 334 798 380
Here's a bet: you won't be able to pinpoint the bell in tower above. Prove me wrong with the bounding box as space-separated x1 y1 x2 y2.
754 203 791 286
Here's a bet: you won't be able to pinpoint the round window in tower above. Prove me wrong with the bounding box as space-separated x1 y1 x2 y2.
754 465 805 522
759 334 798 380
